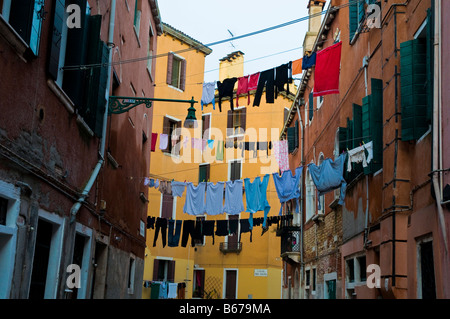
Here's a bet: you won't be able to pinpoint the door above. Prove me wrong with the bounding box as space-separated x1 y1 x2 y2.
326 280 336 299
29 219 53 299
419 240 436 299
225 270 237 299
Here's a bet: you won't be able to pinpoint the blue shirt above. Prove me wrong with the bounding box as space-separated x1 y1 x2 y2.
205 182 225 215
171 181 186 198
183 182 206 215
272 167 303 214
223 180 245 215
244 175 271 228
307 153 347 206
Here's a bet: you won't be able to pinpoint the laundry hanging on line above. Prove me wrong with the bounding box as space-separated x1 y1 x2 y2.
347 141 373 172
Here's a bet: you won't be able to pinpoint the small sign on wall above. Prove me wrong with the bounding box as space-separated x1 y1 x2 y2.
254 269 268 277
140 220 145 237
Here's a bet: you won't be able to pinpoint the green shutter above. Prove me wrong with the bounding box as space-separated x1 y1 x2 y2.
338 127 348 154
287 126 296 153
352 104 363 148
48 0 65 79
426 8 434 123
294 120 299 149
363 78 383 175
349 0 358 40
400 38 428 141
199 165 207 183
84 15 110 137
358 0 365 25
309 91 314 121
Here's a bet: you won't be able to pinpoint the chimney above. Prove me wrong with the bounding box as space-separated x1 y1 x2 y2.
219 51 245 82
303 0 326 54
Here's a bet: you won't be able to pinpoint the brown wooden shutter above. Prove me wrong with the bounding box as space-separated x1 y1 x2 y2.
152 259 160 281
240 108 247 132
202 114 210 139
227 110 233 133
166 53 173 85
162 116 170 152
180 59 187 91
168 260 175 282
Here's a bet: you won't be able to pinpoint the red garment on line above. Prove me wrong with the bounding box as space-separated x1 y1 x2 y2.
292 58 303 75
236 75 249 107
151 133 158 152
313 41 342 97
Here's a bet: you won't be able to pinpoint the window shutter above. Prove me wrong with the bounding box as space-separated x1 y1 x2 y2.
284 108 289 124
48 0 65 80
426 8 434 123
166 53 174 85
199 165 206 183
240 108 247 132
363 78 383 175
152 259 160 281
84 14 110 137
162 117 170 152
358 0 366 26
349 0 358 40
287 126 296 154
64 0 89 109
180 59 187 91
162 193 173 219
352 104 363 148
400 38 428 141
338 127 347 154
202 114 210 139
227 110 233 133
173 120 182 156
294 120 299 149
168 260 175 282
309 91 314 121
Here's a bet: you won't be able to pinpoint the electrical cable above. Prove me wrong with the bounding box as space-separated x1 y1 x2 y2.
62 0 362 71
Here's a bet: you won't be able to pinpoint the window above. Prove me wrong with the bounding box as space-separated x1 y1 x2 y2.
345 254 367 298
147 22 154 78
309 90 314 122
287 120 299 154
202 114 211 140
417 238 436 299
127 255 136 294
193 269 205 298
227 108 246 137
0 197 7 226
305 169 316 221
166 52 186 90
47 0 110 137
2 0 45 56
317 154 325 215
153 259 175 282
312 268 317 293
305 269 311 288
162 116 182 155
400 9 433 141
199 164 210 183
349 0 376 43
229 160 241 181
133 0 141 39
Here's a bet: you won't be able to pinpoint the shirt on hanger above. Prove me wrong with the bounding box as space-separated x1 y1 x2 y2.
244 175 271 228
159 134 168 150
171 181 187 198
272 166 303 215
201 82 216 110
273 140 289 172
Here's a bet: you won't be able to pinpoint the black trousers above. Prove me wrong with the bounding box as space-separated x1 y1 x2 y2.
181 220 196 247
153 217 167 247
253 68 274 107
275 62 292 98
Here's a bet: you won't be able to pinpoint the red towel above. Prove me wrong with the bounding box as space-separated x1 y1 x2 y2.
248 72 260 91
151 133 158 152
236 75 249 107
313 41 342 97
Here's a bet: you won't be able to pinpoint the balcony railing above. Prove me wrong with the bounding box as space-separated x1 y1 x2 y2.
276 214 301 258
219 242 242 254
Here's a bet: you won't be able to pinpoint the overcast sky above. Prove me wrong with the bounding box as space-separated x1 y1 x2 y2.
157 0 325 84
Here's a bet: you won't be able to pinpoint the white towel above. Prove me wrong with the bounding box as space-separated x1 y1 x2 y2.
347 141 373 172
167 282 178 299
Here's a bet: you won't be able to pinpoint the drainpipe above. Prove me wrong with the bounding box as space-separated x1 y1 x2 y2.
296 106 304 299
70 0 116 223
363 56 370 248
432 0 447 253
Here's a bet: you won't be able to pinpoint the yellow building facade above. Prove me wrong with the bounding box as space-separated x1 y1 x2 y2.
143 24 296 299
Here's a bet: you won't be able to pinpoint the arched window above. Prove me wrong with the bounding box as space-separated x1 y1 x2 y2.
317 154 325 215
305 168 316 221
